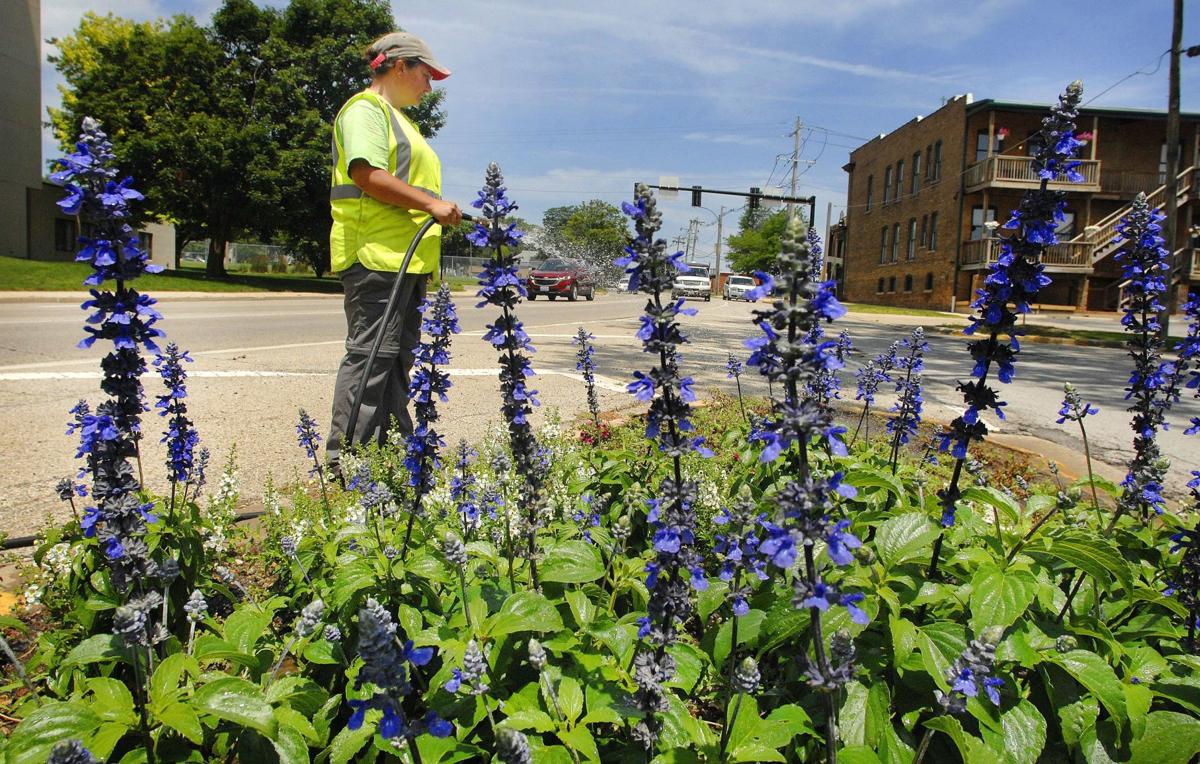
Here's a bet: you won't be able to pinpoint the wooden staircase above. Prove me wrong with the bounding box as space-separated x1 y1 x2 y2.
1068 165 1195 264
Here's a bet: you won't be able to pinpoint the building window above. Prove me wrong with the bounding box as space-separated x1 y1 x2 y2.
929 212 939 250
920 214 928 247
1056 211 1076 239
877 277 885 293
866 175 874 211
911 152 921 194
932 140 943 180
904 274 913 292
895 159 905 203
891 223 900 263
971 206 998 240
906 218 917 260
880 226 888 264
137 232 153 254
925 272 934 291
888 276 896 292
925 144 933 179
54 219 78 253
883 165 893 205
976 130 1005 162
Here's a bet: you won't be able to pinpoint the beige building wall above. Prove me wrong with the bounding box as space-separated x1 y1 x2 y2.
0 0 44 259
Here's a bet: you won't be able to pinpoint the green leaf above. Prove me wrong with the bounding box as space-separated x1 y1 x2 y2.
979 700 1046 764
329 557 376 607
149 652 197 709
271 722 311 764
62 634 126 667
557 676 584 723
757 704 812 747
6 701 103 764
924 715 994 763
724 693 764 756
88 722 130 761
503 708 557 733
843 467 906 502
1049 650 1127 724
840 682 870 747
223 603 277 655
157 702 204 746
698 581 729 622
485 591 564 638
968 564 1037 634
866 682 892 750
275 706 321 745
326 722 373 764
581 682 626 727
664 643 708 693
919 632 953 692
559 725 601 762
710 609 766 667
565 590 596 627
837 748 883 764
540 540 605 583
961 487 1021 524
1127 711 1200 764
586 619 636 663
86 678 136 725
193 676 278 736
875 512 942 568
1028 532 1132 592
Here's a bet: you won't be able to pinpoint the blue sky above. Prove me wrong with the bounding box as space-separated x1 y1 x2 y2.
40 0 1199 265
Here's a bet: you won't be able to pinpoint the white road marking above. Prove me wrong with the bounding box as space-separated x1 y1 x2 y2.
0 367 630 392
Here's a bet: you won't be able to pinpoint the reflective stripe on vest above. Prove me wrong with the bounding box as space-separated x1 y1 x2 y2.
329 90 442 274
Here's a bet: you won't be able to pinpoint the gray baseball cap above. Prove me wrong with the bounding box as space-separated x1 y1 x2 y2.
367 32 451 80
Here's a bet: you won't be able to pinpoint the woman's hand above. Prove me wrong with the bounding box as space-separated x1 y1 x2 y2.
428 199 462 227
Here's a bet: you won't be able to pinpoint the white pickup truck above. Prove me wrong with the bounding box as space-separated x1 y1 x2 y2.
672 263 712 302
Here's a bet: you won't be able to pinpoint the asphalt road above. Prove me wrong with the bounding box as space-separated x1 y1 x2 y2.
0 291 1196 538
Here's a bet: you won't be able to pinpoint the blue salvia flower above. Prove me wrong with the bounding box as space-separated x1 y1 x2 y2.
443 639 489 696
1112 194 1186 517
404 284 459 507
296 409 323 474
56 120 165 597
1177 294 1200 436
745 218 847 462
852 341 899 444
809 330 853 406
573 494 602 544
574 327 602 428
450 439 480 536
935 634 1003 715
712 499 768 617
153 343 200 486
349 598 453 740
471 163 545 583
619 185 710 751
1055 382 1099 425
48 740 98 764
887 328 928 468
937 81 1083 528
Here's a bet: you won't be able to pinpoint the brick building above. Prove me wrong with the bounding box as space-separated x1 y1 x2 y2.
839 93 1200 311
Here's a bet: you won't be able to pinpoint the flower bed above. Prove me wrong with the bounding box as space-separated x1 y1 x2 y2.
3 83 1200 764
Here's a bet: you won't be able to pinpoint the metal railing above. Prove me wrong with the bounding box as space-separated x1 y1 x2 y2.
959 238 1093 271
964 154 1102 191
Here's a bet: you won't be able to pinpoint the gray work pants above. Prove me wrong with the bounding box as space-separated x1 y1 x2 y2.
328 264 429 460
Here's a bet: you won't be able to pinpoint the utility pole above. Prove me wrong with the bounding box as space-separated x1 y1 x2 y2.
1162 0 1184 336
788 117 803 222
714 205 726 280
687 219 702 259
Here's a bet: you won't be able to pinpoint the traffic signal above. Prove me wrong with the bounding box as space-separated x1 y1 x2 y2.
691 185 702 207
748 187 761 211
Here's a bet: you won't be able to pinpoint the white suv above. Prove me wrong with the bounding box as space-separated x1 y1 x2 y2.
671 263 712 301
723 274 756 301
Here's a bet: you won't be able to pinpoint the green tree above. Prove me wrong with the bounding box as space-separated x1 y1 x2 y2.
727 209 808 274
50 0 446 278
541 200 630 281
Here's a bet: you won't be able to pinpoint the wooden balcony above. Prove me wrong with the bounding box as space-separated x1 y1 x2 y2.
1192 249 1200 281
964 155 1102 193
959 238 1094 273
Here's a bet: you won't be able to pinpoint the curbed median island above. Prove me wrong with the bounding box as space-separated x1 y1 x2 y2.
6 83 1200 764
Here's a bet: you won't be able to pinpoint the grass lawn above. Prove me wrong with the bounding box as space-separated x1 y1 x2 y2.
935 322 1130 346
0 256 479 295
840 301 961 318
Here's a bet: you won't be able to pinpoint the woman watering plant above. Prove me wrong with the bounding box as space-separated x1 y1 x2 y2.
326 31 462 472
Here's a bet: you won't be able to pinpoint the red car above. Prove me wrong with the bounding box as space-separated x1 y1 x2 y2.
526 258 596 301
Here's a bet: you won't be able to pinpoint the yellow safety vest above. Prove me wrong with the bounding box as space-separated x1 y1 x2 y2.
329 90 442 274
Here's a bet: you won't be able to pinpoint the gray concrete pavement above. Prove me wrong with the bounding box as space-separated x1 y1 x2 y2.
0 291 1196 538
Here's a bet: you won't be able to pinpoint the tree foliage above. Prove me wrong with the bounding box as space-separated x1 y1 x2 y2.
539 200 630 281
726 208 809 274
50 0 445 277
